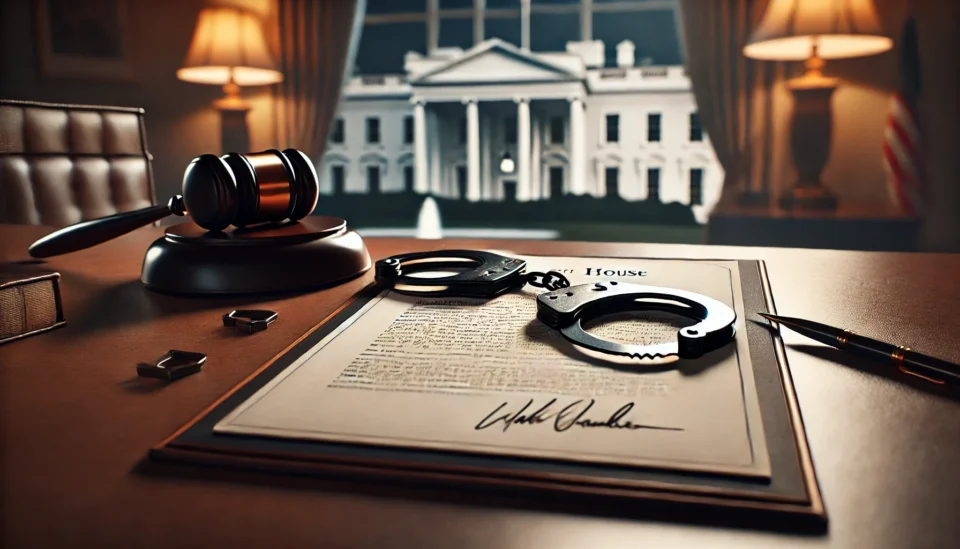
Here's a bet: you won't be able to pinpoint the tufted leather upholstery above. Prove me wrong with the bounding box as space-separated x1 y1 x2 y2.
0 99 157 227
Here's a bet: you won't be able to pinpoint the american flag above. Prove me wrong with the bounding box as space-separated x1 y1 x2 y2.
882 17 924 215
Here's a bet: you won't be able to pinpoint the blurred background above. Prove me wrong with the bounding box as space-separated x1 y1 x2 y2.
1 0 958 252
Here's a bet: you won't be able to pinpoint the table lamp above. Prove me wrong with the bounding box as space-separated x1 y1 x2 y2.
744 0 893 210
177 6 283 152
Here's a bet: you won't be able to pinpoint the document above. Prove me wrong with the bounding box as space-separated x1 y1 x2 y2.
215 256 771 478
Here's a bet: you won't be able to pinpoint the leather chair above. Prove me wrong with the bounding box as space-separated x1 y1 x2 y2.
0 99 157 227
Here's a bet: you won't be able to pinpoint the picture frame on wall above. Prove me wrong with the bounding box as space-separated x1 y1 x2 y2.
34 0 135 81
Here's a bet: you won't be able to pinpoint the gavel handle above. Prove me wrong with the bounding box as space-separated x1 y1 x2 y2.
28 196 185 258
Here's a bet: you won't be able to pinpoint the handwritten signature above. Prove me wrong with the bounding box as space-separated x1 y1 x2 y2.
474 398 683 433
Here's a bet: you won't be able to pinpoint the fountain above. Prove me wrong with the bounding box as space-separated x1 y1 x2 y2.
415 196 443 239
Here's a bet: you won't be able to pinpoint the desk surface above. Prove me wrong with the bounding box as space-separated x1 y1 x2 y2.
1 224 959 549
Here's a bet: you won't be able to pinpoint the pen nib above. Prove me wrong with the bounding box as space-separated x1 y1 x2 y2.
754 313 806 333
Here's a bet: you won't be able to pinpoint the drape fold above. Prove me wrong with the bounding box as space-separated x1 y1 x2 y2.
273 0 366 161
677 0 782 205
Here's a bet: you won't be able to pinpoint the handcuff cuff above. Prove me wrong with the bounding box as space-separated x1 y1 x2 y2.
374 250 736 360
375 249 571 296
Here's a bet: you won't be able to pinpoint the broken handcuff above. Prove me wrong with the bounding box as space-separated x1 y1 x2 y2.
375 250 736 361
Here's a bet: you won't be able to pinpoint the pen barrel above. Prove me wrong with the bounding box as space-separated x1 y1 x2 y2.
839 331 897 360
901 350 960 385
841 332 960 385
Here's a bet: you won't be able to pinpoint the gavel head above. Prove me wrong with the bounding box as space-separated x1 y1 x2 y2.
180 148 319 232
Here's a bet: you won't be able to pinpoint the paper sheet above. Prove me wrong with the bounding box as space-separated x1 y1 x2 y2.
215 256 770 478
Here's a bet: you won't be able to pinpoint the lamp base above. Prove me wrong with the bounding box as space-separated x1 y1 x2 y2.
786 72 839 213
218 108 250 154
779 184 838 211
214 82 250 111
213 82 251 153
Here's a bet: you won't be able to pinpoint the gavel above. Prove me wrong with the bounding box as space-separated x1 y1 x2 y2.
28 148 319 258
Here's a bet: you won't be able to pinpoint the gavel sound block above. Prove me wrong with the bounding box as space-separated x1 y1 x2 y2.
141 217 371 295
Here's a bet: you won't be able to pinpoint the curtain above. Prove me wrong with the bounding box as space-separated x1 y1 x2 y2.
677 0 784 205
912 0 960 251
272 0 367 160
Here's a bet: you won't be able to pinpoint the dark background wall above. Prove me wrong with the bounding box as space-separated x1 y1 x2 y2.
910 0 960 251
0 0 277 203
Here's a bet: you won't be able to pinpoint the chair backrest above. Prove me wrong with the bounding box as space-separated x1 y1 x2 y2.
0 99 157 227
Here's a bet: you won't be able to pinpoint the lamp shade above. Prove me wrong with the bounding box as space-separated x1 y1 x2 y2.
177 7 282 87
743 0 893 61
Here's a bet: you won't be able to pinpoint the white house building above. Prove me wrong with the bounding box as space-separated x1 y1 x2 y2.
321 8 723 224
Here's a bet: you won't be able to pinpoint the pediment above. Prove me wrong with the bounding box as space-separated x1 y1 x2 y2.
411 40 577 85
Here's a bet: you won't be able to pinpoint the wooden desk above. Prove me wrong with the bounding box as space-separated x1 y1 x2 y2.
1 224 959 549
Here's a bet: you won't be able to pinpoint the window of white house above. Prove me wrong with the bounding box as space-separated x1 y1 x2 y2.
605 113 619 143
689 112 703 142
690 167 704 205
330 118 344 144
605 166 619 196
366 164 380 192
403 165 414 191
550 116 564 145
331 165 345 193
403 116 414 144
549 166 564 197
365 117 380 144
647 167 661 200
647 113 661 142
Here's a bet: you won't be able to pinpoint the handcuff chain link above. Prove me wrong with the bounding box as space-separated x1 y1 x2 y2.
525 271 571 292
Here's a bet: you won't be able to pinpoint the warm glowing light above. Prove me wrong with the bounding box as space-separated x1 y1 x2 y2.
743 0 893 61
499 152 515 174
177 7 282 87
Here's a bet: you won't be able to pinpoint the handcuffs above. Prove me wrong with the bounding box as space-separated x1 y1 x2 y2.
375 250 736 360
375 249 571 296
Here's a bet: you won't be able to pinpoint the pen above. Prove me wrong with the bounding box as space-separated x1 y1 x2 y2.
759 313 960 386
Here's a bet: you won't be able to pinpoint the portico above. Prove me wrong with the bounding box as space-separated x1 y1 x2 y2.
405 39 589 202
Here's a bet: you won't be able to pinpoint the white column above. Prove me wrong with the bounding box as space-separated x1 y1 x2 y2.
465 98 481 202
516 98 531 202
413 99 429 194
428 108 442 195
569 97 586 195
481 112 492 200
531 113 542 200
